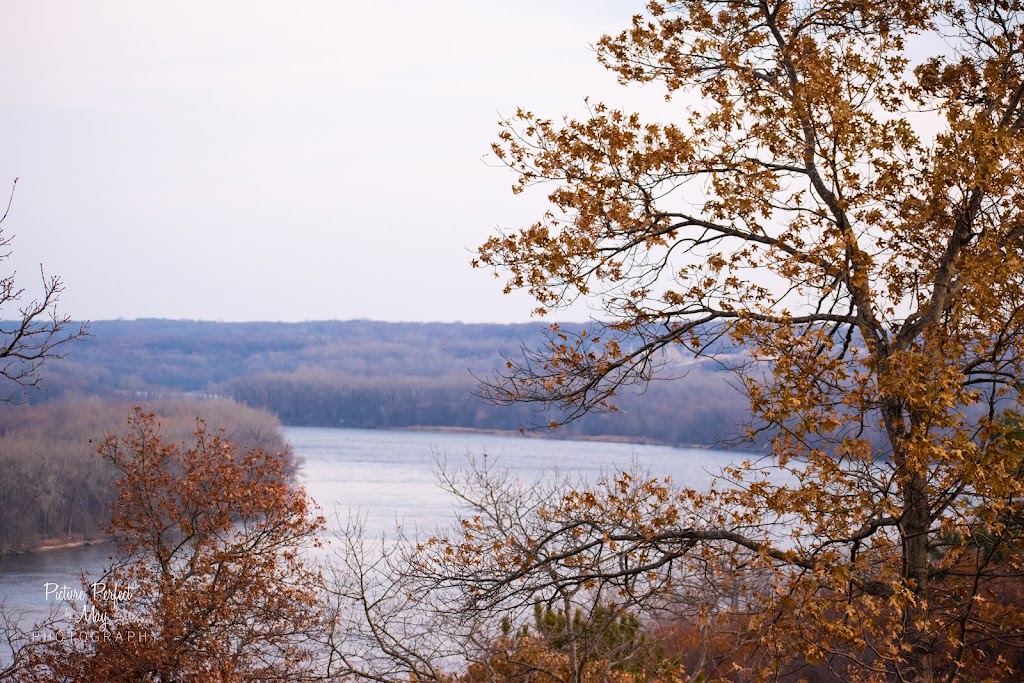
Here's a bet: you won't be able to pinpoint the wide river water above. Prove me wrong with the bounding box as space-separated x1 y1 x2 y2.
0 426 743 623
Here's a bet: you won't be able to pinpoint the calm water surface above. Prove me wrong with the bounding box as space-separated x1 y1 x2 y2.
0 426 742 621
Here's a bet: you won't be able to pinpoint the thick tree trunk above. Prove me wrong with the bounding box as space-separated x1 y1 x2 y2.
901 470 934 683
883 390 935 683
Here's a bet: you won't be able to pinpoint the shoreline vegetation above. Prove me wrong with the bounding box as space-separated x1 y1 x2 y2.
35 319 745 446
0 397 293 557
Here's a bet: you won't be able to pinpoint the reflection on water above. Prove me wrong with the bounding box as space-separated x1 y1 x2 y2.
1 426 742 622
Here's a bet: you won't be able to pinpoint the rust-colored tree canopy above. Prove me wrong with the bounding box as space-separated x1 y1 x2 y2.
24 409 324 683
471 1 1024 681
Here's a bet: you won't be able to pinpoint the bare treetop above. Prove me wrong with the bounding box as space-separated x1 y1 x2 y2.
0 179 87 401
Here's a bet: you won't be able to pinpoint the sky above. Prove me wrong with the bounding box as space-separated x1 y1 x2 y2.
0 1 663 323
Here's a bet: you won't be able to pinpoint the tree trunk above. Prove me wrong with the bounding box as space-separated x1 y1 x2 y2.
901 469 934 683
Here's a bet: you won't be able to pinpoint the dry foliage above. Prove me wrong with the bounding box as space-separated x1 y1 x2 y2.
465 1 1024 681
19 409 324 683
0 397 293 553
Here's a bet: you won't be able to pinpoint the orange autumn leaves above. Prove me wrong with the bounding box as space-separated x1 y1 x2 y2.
473 1 1024 681
26 409 324 683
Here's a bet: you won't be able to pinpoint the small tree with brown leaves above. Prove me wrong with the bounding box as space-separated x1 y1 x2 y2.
27 408 325 683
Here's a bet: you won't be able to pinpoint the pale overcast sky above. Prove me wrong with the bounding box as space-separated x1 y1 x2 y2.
0 1 660 323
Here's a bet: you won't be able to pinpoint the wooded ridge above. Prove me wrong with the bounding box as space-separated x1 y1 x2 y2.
31 319 746 447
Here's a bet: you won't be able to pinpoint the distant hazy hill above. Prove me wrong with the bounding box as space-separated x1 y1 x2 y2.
35 319 749 447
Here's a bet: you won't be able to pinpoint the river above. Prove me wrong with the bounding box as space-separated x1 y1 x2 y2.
0 426 742 624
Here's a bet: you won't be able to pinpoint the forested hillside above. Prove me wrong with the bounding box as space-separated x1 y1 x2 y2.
35 319 747 446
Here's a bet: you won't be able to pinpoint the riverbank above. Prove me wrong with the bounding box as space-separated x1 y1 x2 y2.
3 536 111 557
395 424 725 450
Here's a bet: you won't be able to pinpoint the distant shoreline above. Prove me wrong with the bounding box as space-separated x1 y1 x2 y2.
390 424 720 451
3 537 112 557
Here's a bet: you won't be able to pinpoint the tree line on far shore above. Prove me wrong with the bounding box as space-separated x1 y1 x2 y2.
33 319 747 447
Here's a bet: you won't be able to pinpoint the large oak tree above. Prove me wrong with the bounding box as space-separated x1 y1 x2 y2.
471 1 1024 681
